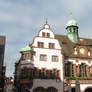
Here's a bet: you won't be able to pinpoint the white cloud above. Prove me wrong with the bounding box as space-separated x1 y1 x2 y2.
0 0 92 76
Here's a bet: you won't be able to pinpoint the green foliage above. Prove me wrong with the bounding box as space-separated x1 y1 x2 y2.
76 73 81 77
89 73 92 77
66 76 92 80
66 77 76 80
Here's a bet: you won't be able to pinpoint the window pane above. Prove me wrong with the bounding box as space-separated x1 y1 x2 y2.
42 32 45 37
44 56 46 61
65 62 71 77
49 43 54 49
38 42 44 48
40 55 46 61
40 55 43 61
47 33 50 37
52 56 58 62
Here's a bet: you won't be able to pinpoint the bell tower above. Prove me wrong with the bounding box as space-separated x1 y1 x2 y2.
66 16 79 43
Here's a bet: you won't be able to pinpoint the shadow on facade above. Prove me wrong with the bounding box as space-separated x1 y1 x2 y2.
33 87 57 92
85 88 92 92
14 61 62 92
71 88 75 92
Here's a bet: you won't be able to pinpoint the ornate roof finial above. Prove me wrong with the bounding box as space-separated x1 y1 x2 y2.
43 18 50 29
46 18 48 24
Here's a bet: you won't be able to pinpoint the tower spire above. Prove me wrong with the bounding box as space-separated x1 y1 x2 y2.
46 18 48 24
70 12 73 19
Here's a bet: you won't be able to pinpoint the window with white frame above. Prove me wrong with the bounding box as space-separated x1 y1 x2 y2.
40 54 47 61
42 32 50 38
42 32 45 37
38 42 44 48
52 56 58 62
49 43 55 49
47 33 50 37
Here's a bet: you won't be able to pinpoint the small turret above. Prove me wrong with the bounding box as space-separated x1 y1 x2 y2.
66 16 79 43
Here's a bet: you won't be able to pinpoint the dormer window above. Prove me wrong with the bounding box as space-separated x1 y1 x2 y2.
38 42 44 48
42 32 50 38
47 33 50 37
42 32 45 37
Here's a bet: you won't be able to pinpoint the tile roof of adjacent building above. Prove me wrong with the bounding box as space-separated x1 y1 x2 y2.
55 34 92 58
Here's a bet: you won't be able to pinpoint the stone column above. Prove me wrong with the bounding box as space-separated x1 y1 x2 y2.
86 66 90 78
77 65 80 76
73 64 76 77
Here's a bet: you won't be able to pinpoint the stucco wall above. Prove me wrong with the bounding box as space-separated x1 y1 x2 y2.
30 79 63 92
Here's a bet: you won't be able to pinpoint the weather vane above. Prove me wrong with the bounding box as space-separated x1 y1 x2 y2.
46 18 48 24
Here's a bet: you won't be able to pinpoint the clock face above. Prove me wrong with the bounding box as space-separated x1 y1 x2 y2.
79 48 85 54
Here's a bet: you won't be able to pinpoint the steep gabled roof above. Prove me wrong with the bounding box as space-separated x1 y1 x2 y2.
55 34 92 58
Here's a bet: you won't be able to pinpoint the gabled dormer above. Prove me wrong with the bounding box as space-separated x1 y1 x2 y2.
38 20 55 39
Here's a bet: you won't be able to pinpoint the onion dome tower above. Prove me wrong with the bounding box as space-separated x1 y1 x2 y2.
66 15 79 43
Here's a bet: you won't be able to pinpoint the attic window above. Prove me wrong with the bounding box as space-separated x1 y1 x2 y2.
42 32 45 37
42 32 50 38
47 33 50 37
62 42 67 45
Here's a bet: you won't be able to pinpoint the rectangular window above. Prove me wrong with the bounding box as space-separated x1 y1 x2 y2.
79 64 87 77
52 56 58 62
57 70 60 79
49 43 55 49
47 33 50 37
79 65 82 77
22 54 25 60
65 62 71 77
40 54 46 61
38 42 44 48
42 32 45 37
84 65 87 77
71 64 74 77
26 53 30 59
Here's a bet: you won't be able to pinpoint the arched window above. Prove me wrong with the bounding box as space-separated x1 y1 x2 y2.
46 87 57 92
33 87 45 92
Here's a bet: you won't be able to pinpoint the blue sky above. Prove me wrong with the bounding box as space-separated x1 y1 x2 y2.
1 0 92 77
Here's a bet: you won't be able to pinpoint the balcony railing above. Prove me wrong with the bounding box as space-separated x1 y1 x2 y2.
20 69 60 80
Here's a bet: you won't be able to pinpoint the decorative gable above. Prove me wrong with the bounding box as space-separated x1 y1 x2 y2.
38 23 55 38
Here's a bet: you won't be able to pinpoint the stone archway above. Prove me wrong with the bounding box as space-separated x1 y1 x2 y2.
46 87 58 92
85 88 92 92
33 87 45 92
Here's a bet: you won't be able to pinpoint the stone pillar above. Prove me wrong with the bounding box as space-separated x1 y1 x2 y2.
77 65 80 75
73 64 76 77
86 66 90 78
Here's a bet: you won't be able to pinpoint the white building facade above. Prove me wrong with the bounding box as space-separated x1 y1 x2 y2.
14 18 92 92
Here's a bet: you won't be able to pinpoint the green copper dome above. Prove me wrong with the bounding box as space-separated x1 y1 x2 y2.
66 18 77 27
20 45 33 52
